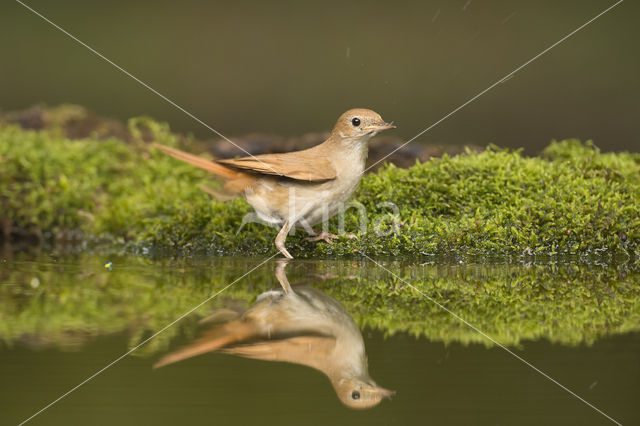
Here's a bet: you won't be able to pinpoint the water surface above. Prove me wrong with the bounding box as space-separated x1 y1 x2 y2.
1 254 638 425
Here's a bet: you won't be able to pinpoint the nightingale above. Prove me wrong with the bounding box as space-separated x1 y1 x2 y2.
154 260 395 409
152 108 395 258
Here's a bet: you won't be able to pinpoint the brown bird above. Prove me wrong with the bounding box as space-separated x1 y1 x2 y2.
152 108 395 258
154 260 394 409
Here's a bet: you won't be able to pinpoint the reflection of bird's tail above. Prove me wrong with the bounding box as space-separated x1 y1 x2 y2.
153 321 255 369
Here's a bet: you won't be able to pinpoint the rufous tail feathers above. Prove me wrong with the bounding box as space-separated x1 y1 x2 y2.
151 143 254 197
151 143 242 179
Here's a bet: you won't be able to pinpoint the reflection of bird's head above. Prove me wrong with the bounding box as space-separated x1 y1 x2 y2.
334 377 395 409
331 108 395 140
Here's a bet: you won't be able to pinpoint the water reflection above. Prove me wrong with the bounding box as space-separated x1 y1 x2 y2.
154 260 394 409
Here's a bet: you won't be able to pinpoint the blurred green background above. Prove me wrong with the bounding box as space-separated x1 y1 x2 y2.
2 0 638 153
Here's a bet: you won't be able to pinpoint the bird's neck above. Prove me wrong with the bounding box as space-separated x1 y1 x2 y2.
324 134 370 171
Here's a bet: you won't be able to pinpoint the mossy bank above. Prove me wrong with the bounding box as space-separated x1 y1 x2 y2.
1 117 638 259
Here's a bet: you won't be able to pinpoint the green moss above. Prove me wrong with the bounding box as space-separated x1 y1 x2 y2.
1 256 638 351
346 142 640 258
1 118 638 259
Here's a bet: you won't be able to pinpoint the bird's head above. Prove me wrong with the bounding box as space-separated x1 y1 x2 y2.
333 377 396 409
331 108 395 140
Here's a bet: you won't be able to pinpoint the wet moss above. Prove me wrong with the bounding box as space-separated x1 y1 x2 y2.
1 118 638 259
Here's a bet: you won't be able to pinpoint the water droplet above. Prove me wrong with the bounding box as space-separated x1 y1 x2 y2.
30 277 40 288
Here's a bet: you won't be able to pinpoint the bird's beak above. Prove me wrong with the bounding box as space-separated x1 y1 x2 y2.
364 385 396 399
362 121 396 132
376 386 396 399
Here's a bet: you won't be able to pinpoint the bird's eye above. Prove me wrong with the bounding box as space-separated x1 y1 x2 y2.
351 391 360 400
351 117 360 127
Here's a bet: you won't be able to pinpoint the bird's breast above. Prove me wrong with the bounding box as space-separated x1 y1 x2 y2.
243 142 368 225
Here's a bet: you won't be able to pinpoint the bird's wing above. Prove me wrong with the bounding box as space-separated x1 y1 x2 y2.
220 336 337 371
218 149 337 181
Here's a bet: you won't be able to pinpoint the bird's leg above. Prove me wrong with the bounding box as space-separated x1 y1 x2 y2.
304 231 340 244
295 214 358 244
275 220 294 259
275 259 294 294
303 228 357 243
294 218 337 243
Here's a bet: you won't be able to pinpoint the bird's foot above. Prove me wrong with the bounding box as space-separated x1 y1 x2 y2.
278 245 293 259
275 241 293 259
275 220 294 259
304 232 341 244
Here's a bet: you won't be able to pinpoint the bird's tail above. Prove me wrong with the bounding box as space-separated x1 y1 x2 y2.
153 320 256 369
151 143 242 179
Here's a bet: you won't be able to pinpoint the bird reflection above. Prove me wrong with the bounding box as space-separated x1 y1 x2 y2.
154 260 394 409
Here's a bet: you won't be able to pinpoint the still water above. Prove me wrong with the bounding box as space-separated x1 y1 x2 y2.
1 254 638 425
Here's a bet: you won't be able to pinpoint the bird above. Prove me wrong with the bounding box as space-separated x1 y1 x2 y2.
152 108 395 258
154 260 395 409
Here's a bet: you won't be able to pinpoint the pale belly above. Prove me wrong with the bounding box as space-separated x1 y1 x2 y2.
245 174 362 227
